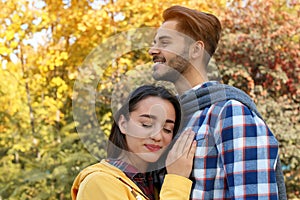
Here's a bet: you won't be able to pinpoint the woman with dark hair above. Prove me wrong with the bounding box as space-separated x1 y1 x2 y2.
71 85 196 200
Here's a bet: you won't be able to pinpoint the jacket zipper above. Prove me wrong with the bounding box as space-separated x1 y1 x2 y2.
116 177 150 200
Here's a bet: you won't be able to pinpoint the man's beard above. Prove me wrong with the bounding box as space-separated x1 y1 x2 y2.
152 50 190 83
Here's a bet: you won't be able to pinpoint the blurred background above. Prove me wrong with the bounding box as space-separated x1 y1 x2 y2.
0 0 299 199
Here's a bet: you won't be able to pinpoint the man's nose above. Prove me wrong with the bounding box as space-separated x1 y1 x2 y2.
148 46 160 56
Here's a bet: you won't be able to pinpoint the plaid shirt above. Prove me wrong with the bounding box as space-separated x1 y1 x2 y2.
183 82 279 199
107 159 155 200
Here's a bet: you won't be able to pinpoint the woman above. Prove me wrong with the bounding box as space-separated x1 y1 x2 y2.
71 85 196 200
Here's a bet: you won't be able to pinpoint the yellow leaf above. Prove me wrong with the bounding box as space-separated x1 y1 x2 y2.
78 23 87 32
11 13 21 22
0 46 9 55
10 41 19 48
6 30 15 41
49 63 55 70
60 52 68 60
18 30 25 38
96 25 103 30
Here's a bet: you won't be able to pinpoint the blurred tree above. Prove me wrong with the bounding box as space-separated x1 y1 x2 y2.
0 0 225 199
215 0 300 198
0 0 299 199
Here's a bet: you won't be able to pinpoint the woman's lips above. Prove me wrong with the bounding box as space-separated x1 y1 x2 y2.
144 144 161 152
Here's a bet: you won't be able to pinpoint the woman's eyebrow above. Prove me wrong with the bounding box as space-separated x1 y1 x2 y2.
139 114 175 124
165 119 175 124
139 114 156 119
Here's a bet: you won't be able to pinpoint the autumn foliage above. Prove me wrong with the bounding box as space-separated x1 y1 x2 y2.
0 0 299 199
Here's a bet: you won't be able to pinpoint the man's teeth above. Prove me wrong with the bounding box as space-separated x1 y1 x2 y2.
156 62 164 64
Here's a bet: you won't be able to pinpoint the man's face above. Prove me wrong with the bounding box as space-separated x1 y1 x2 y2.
148 20 192 82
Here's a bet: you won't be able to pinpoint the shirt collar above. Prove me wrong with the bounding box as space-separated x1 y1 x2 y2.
106 159 146 179
193 81 219 90
182 81 220 97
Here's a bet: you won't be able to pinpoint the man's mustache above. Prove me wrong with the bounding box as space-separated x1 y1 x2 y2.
153 56 166 63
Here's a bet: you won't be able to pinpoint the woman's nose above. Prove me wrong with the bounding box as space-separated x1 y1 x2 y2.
149 129 163 142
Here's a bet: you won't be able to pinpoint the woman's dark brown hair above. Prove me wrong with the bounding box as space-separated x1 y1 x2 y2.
107 85 181 159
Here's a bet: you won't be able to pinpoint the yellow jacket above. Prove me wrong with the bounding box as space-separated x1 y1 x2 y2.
71 159 192 200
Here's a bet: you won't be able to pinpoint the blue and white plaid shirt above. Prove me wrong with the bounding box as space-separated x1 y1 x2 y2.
183 82 279 199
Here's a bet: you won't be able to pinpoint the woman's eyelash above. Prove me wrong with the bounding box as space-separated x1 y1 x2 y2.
163 128 172 133
141 123 173 133
142 123 153 127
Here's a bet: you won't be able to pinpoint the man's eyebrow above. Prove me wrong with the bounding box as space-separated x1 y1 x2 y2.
139 114 175 124
158 35 173 40
153 35 173 43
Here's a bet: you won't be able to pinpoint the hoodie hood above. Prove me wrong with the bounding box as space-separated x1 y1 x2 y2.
180 81 262 119
71 159 147 200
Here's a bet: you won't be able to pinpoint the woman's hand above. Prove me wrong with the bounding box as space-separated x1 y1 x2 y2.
166 129 196 178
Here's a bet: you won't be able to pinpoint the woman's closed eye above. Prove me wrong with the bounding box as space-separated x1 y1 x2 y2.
163 128 173 134
142 123 153 128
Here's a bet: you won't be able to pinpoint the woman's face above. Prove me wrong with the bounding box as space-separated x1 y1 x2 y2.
119 96 176 163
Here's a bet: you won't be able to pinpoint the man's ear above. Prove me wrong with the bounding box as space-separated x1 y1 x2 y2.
118 115 127 134
191 41 204 59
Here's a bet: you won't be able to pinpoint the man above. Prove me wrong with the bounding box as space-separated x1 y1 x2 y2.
148 5 286 199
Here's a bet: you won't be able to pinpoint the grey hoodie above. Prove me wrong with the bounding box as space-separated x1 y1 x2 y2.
180 82 287 200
